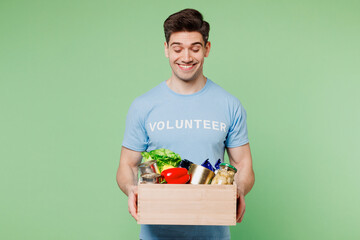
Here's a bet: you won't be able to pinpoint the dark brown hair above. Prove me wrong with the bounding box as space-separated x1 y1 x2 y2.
164 9 210 44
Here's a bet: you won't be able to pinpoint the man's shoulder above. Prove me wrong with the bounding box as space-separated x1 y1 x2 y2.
208 79 242 105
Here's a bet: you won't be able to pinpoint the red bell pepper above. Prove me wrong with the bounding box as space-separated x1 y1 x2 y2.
161 167 190 184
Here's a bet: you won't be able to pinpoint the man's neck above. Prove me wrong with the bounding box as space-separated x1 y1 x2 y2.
166 75 207 95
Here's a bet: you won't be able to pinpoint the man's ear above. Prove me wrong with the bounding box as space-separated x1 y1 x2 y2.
164 42 169 58
204 41 211 57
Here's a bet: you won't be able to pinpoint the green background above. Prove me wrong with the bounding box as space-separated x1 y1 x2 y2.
1 0 359 239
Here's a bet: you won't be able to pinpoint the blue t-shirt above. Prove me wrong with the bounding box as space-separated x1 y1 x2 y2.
122 79 249 239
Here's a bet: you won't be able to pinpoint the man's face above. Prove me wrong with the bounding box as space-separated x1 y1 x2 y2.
165 31 211 82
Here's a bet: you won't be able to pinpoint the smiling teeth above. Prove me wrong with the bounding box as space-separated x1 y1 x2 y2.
180 65 192 69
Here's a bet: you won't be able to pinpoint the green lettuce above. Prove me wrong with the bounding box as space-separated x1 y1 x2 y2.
141 151 153 161
141 148 181 172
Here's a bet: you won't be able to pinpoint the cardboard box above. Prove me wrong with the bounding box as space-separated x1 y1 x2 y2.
137 184 237 226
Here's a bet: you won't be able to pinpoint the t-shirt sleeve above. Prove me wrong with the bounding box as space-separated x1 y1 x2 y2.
122 99 149 152
225 100 249 148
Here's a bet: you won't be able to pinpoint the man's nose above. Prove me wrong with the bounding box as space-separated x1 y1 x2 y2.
182 50 193 63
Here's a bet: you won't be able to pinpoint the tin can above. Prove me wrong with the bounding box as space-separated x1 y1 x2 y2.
138 160 160 175
188 164 215 184
141 173 161 184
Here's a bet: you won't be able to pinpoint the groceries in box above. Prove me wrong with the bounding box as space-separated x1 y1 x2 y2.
138 148 237 185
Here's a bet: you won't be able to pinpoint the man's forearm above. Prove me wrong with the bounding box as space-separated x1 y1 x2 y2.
233 164 254 196
227 144 255 196
116 163 138 196
116 147 142 196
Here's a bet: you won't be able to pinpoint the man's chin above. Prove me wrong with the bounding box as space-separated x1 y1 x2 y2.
173 73 202 83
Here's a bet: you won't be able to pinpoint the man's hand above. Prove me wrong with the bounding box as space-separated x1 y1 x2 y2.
127 185 138 221
227 144 255 223
236 191 246 223
116 147 143 221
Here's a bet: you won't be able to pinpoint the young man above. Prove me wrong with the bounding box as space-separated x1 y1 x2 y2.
117 9 255 240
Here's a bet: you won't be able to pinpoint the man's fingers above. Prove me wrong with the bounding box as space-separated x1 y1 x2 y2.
128 206 138 221
128 187 139 221
128 198 138 221
238 208 245 223
236 207 245 222
236 194 246 223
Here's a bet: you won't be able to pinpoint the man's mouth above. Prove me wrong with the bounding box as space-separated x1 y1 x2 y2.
177 64 196 71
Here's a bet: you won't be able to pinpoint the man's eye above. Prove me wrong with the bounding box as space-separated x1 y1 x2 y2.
192 49 200 52
173 49 181 53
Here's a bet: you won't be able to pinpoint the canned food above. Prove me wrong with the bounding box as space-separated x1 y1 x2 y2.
211 163 237 185
141 173 161 184
138 160 160 175
188 164 215 184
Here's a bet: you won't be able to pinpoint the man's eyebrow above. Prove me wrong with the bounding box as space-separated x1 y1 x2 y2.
170 42 181 46
170 42 203 47
191 42 203 46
